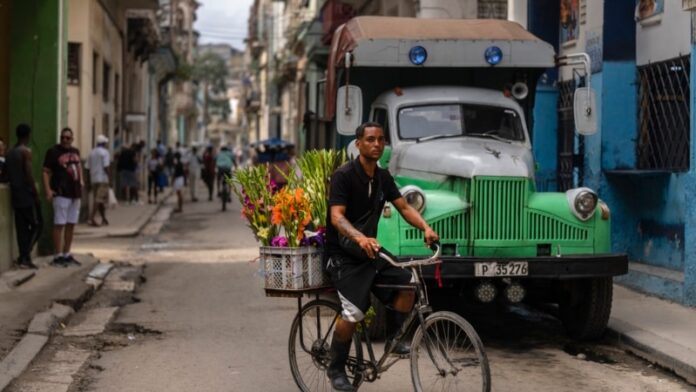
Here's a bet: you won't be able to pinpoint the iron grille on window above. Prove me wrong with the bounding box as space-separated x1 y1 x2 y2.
478 0 507 19
637 55 691 171
68 43 80 85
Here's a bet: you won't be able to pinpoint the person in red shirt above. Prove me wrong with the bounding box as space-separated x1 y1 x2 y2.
202 146 216 201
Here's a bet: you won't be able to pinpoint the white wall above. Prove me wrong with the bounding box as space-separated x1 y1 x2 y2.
636 1 691 66
507 0 527 28
559 0 604 81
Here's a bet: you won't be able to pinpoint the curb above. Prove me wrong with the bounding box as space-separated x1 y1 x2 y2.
0 262 114 391
607 318 696 385
106 190 173 238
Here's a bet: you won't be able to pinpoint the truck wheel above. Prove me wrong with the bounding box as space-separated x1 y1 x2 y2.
367 294 387 340
559 277 613 341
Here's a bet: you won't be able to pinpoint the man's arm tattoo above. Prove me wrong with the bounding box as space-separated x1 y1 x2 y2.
335 215 364 242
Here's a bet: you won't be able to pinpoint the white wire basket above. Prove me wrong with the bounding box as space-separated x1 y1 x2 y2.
260 246 330 294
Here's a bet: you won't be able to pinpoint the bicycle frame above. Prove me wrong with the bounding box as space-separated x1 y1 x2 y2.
293 244 443 384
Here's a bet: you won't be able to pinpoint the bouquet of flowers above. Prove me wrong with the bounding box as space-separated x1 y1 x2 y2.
271 188 312 247
291 149 346 228
232 149 346 249
230 164 278 246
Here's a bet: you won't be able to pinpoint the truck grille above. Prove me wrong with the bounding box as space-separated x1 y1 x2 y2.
527 211 589 241
472 177 526 240
404 211 467 242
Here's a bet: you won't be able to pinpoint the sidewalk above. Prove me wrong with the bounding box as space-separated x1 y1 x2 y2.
0 255 98 360
609 284 696 384
74 189 172 239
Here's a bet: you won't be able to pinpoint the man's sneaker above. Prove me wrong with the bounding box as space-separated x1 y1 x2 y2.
17 260 38 270
63 255 82 267
50 256 68 268
385 339 410 356
327 368 355 392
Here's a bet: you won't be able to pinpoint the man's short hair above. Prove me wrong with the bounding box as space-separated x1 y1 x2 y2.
16 124 31 140
61 127 73 135
355 122 384 139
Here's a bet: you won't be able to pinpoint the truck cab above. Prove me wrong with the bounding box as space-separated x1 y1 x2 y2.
325 16 627 340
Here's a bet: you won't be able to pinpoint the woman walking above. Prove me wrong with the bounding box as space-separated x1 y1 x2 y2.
147 149 162 204
173 152 185 212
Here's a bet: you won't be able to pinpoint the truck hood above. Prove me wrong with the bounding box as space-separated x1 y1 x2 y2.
390 138 534 179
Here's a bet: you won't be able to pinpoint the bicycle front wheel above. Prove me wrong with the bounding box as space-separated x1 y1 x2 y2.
289 299 363 392
410 311 491 392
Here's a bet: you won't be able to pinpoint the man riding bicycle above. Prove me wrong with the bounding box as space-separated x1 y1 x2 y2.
215 146 235 199
326 122 439 391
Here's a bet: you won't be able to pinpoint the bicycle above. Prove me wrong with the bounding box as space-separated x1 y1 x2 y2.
218 168 232 211
288 243 491 391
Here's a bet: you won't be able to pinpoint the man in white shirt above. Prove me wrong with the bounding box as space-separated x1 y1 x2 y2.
85 135 111 226
187 146 201 202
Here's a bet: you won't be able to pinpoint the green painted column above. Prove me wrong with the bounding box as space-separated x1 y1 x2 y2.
9 0 66 254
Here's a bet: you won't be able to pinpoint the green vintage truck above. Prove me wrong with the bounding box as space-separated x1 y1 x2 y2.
323 16 627 340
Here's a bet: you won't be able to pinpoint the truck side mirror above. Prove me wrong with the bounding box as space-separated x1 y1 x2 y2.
336 85 363 136
573 87 597 135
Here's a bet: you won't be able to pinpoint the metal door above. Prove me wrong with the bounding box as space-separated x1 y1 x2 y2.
557 80 584 191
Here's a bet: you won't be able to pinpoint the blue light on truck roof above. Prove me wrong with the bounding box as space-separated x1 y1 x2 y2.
484 46 503 65
409 46 427 65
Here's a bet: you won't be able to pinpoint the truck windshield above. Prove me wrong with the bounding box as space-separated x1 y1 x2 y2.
398 104 525 142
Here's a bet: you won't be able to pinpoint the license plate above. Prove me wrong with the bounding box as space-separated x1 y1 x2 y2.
475 261 528 277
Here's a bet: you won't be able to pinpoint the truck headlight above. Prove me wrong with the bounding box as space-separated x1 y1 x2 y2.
566 187 598 221
400 185 426 214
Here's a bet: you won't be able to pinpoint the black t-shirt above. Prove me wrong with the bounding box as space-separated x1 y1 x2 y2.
174 161 185 178
43 145 82 199
326 158 401 257
117 148 137 171
6 145 37 208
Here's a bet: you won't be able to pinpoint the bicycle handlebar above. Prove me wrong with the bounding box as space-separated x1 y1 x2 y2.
377 242 442 268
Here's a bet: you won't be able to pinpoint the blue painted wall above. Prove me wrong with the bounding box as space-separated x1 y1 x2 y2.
683 43 696 306
529 0 696 305
532 85 558 192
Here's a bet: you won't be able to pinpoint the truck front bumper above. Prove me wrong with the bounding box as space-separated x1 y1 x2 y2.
413 253 628 279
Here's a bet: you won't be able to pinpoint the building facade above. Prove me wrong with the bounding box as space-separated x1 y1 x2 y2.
512 0 696 306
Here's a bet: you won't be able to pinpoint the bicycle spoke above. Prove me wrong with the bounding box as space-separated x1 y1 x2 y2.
411 312 490 392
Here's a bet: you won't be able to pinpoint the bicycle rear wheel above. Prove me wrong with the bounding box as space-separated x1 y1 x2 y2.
289 299 363 392
410 311 491 392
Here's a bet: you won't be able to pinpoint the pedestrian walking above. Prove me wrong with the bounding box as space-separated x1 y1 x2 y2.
0 137 6 180
147 149 162 204
187 146 201 202
164 146 174 185
5 124 41 269
202 146 215 201
173 152 185 213
117 144 137 203
42 127 83 267
85 135 111 226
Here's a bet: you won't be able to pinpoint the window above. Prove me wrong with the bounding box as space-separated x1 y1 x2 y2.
478 0 507 19
92 52 99 95
398 104 525 142
637 55 691 171
372 108 390 143
68 43 80 85
102 62 111 102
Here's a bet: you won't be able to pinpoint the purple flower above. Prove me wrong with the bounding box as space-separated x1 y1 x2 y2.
271 236 289 247
268 179 280 194
300 237 311 246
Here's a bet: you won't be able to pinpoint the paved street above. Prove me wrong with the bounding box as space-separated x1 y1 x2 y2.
4 191 691 391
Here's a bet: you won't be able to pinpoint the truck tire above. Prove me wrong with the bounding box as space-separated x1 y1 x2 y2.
559 277 613 341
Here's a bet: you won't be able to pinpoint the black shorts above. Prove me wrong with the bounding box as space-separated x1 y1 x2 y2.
326 253 412 322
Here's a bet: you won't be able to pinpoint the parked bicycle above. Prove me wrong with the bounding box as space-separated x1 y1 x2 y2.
288 243 491 391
